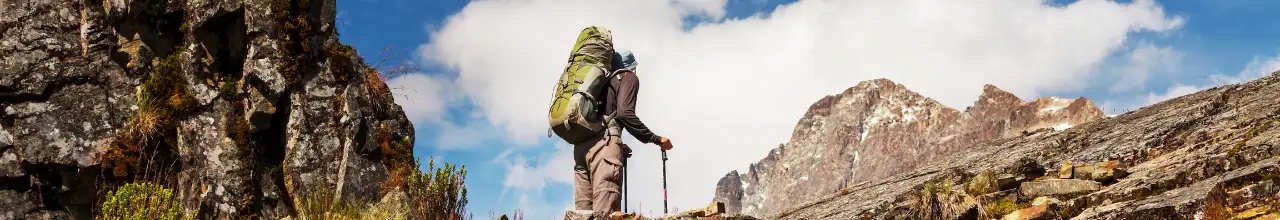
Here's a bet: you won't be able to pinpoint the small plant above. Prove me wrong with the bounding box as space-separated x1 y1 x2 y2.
218 75 239 100
324 43 357 77
297 191 361 220
982 194 1020 218
363 45 421 109
364 67 393 114
404 157 469 220
98 182 193 220
379 125 415 194
911 178 979 219
271 0 313 86
290 157 469 219
964 171 997 196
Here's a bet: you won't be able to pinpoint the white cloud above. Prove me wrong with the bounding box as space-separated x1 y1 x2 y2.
486 145 577 219
411 0 1183 213
1110 42 1184 92
494 145 575 192
1216 55 1280 85
675 0 732 19
386 73 457 124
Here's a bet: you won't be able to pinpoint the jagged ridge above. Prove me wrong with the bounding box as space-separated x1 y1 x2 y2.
772 71 1280 219
714 78 1105 217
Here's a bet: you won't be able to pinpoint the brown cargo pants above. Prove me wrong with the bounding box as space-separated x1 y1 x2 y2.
573 134 624 212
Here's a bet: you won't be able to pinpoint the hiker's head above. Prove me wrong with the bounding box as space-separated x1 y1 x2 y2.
612 49 638 72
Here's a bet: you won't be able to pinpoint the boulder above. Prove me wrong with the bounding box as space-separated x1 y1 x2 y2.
1071 160 1127 182
996 173 1020 190
563 210 602 220
1228 181 1277 208
675 202 726 217
1000 197 1060 220
1019 179 1102 199
1058 162 1073 179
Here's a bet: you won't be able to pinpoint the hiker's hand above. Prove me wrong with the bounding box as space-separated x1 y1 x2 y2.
620 143 633 158
659 137 673 151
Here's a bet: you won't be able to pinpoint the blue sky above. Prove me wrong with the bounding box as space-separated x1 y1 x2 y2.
337 0 1280 219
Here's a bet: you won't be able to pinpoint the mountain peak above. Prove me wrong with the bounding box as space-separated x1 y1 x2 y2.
843 78 905 94
763 74 1280 219
718 80 1106 217
975 84 1023 108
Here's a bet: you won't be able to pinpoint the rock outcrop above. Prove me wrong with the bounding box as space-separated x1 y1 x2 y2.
714 79 1104 217
0 0 415 218
765 71 1280 219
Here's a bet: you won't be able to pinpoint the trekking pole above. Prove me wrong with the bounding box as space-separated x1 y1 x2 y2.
623 156 628 213
661 150 669 215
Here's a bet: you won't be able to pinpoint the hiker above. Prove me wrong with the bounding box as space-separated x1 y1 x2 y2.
572 49 674 213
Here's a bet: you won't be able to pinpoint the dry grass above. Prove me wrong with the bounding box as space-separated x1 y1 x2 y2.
270 0 312 85
378 124 414 195
364 67 393 114
362 45 419 114
101 53 190 179
911 178 981 219
291 157 468 220
982 194 1020 218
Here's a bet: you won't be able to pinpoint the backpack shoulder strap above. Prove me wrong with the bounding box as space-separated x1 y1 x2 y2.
602 69 630 136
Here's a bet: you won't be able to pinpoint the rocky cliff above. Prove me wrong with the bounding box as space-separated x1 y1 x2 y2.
1 0 415 219
753 72 1280 219
713 79 1106 217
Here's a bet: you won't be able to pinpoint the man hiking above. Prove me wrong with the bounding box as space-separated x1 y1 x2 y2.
573 49 674 213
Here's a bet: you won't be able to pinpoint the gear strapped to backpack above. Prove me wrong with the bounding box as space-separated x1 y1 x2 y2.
547 26 615 144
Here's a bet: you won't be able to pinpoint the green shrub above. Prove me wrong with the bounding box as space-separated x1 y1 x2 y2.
289 157 467 220
405 157 469 219
98 182 193 220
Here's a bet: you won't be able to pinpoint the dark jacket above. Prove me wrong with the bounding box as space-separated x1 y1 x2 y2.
605 70 662 144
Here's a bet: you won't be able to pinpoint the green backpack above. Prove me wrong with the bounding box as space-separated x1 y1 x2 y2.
548 26 615 144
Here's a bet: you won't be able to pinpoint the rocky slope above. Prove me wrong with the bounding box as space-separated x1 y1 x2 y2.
1 0 415 219
766 72 1280 219
713 79 1105 217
